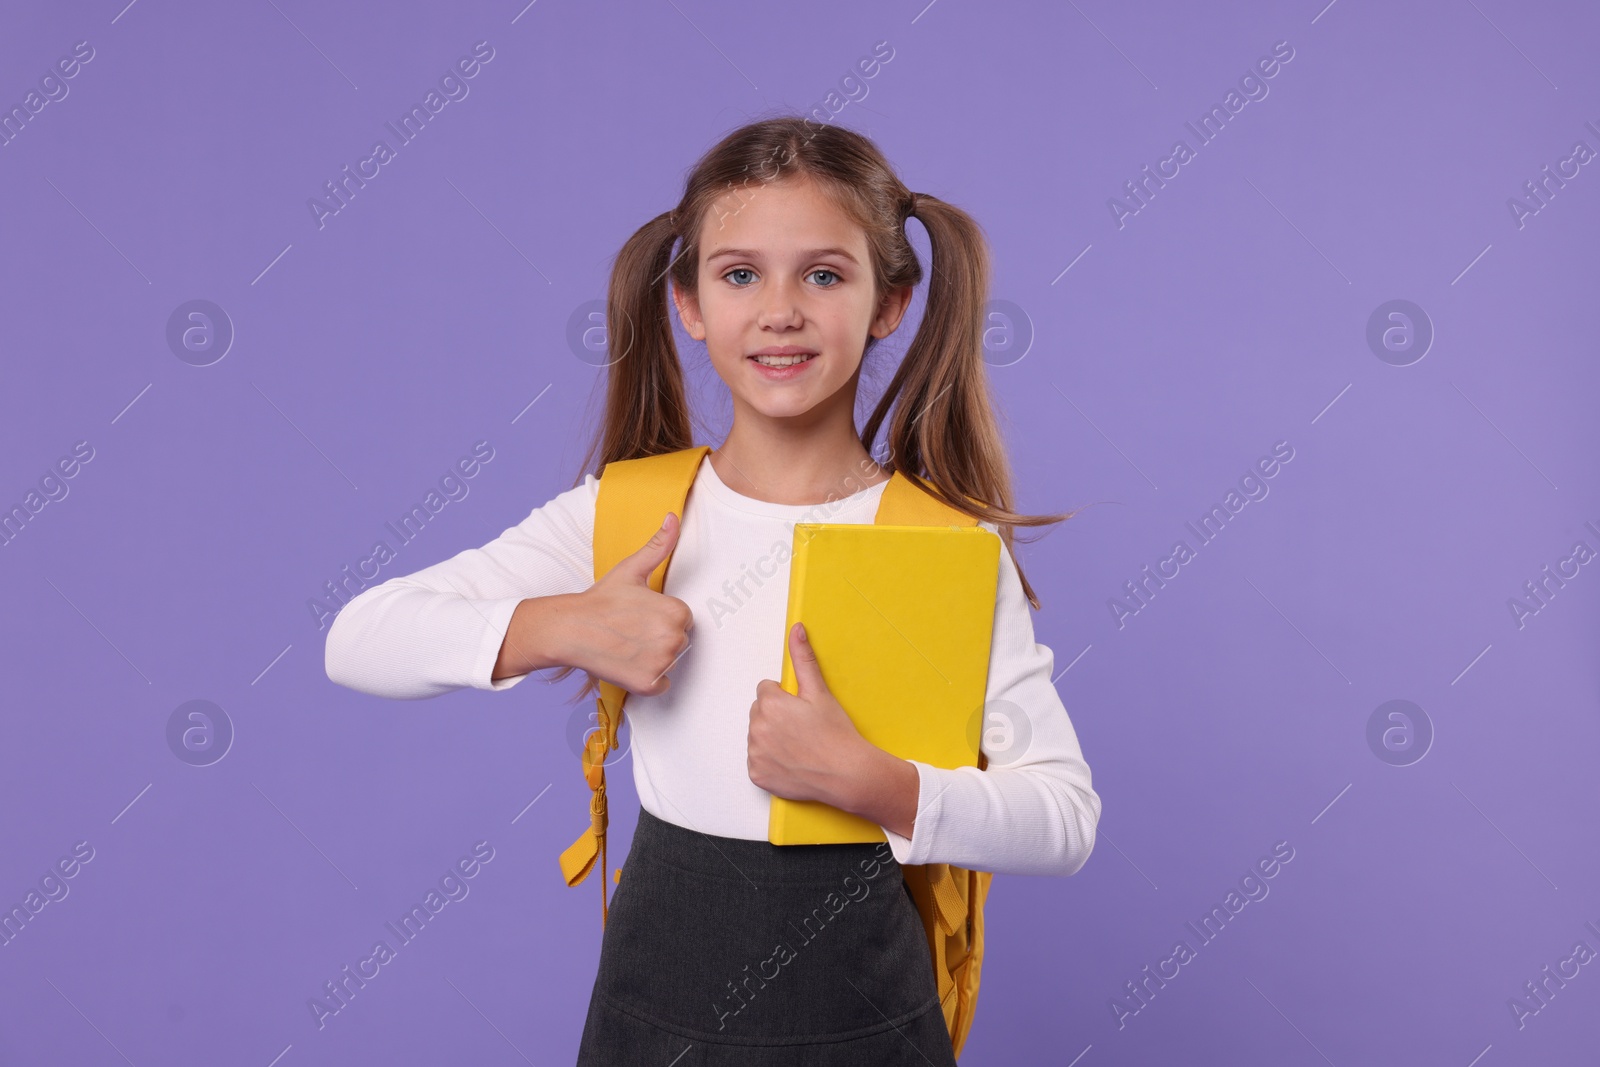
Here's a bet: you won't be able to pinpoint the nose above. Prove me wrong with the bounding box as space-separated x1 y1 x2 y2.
756 276 803 330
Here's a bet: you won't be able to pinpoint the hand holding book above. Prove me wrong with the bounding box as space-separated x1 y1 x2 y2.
746 621 921 838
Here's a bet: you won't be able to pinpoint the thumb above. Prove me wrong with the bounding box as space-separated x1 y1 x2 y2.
612 511 681 585
788 622 827 696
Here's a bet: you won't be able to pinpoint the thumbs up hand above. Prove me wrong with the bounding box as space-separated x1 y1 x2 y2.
558 511 695 696
747 622 874 807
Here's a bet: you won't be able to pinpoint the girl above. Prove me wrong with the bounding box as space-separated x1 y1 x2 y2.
325 116 1100 1065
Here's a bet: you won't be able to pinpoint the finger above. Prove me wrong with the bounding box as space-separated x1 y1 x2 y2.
670 595 695 634
612 511 681 585
788 622 827 696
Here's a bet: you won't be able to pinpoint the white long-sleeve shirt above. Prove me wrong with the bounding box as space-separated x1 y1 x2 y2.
324 456 1100 877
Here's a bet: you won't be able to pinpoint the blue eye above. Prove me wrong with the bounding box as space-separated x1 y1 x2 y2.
722 268 842 288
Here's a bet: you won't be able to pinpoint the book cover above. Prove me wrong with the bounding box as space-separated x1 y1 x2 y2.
768 523 1001 845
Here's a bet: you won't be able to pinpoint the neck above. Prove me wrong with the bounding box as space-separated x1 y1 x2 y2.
710 422 888 507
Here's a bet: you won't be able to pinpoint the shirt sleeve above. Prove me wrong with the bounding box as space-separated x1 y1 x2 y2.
323 474 599 700
879 522 1101 877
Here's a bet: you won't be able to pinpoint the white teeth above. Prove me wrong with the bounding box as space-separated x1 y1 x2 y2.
752 353 816 367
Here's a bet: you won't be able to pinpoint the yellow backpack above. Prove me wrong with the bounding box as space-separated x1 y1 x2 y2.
557 444 992 1057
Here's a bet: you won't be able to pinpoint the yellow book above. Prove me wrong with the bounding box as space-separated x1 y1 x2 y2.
768 523 1002 845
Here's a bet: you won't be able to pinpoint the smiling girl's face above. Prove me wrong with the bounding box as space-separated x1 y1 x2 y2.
673 177 911 431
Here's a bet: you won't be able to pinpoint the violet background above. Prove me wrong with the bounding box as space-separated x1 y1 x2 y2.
2 1 1597 1064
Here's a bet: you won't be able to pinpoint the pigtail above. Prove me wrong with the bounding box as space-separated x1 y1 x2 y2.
861 193 1077 610
549 211 697 706
572 210 697 487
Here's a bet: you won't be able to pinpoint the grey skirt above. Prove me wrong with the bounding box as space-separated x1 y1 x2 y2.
576 806 960 1066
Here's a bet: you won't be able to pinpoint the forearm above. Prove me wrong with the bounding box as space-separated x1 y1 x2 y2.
492 594 578 680
828 743 921 840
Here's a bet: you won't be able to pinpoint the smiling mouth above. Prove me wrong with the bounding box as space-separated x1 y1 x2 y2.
750 353 817 367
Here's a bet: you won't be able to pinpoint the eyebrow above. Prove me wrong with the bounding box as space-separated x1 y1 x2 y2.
704 246 860 265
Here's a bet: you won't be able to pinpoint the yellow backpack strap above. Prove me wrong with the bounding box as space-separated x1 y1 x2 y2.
558 444 711 927
875 468 994 1059
874 469 979 527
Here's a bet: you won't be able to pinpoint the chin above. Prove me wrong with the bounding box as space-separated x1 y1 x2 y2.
746 399 816 420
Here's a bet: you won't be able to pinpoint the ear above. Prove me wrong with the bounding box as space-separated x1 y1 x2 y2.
869 284 914 340
671 281 707 342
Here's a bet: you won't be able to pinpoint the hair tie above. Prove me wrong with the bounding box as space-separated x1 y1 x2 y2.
904 192 919 217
